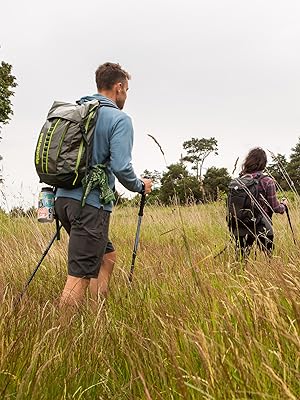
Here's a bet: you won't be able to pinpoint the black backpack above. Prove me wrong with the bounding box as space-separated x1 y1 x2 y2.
227 174 264 234
34 99 100 189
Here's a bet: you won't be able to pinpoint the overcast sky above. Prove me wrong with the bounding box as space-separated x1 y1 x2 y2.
1 0 299 209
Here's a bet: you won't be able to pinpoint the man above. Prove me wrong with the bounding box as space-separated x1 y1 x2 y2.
55 62 152 308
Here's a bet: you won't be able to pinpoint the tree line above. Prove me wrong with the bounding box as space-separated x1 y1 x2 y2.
134 137 300 206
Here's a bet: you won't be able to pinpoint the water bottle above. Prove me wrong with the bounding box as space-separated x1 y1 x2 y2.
37 187 55 223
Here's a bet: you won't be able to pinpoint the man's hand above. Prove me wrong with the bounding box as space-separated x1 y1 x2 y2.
141 178 153 194
281 197 288 207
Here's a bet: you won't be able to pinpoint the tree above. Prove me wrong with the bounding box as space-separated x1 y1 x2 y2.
266 153 289 191
9 206 26 218
203 167 231 201
286 138 300 193
286 138 300 192
182 137 218 182
141 169 162 185
0 60 17 183
0 61 17 128
159 163 202 205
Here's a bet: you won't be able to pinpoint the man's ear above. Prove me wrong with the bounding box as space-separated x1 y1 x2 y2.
113 82 121 94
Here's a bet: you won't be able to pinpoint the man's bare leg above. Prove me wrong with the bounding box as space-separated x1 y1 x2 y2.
90 251 116 301
60 275 90 308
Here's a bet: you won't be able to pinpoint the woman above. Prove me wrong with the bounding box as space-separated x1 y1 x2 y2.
234 147 287 257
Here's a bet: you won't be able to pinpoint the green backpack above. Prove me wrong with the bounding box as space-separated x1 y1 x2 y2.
34 99 100 189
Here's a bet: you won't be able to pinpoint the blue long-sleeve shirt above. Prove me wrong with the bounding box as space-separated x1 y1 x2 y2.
56 94 143 211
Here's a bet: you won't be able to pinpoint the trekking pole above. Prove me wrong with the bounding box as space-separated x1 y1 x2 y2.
284 205 296 245
128 194 146 283
14 224 62 308
213 242 230 258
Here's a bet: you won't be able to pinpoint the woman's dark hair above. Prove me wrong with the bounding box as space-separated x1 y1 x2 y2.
240 147 267 175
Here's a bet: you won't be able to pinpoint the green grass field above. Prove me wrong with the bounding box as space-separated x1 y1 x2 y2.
0 201 299 399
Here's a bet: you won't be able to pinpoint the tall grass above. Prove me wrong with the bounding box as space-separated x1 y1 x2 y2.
0 201 299 399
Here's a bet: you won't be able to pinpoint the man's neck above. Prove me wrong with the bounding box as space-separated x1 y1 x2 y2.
98 90 116 104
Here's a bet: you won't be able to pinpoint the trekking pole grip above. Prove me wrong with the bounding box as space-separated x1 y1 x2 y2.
138 193 146 217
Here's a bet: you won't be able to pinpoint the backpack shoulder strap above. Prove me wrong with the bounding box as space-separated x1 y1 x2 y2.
251 173 271 217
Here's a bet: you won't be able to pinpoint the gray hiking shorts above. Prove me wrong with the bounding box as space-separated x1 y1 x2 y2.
55 197 112 278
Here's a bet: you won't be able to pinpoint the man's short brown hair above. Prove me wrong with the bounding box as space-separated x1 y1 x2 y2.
95 62 131 91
